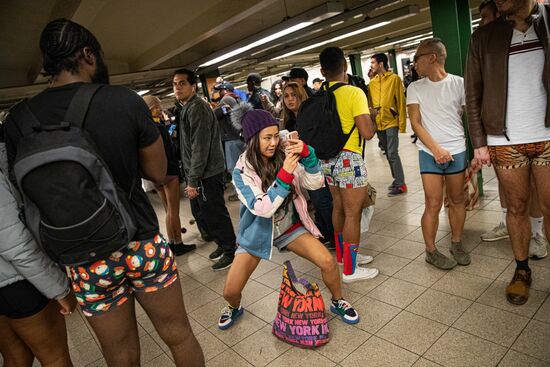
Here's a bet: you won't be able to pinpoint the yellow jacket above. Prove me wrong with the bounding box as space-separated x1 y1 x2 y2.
368 71 407 132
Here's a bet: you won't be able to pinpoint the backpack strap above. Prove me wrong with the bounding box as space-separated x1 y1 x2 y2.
11 102 42 137
325 82 346 93
64 84 103 128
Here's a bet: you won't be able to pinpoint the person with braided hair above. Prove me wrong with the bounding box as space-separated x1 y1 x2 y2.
3 19 204 367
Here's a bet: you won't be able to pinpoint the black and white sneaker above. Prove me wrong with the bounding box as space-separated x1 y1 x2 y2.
209 247 224 261
212 254 233 271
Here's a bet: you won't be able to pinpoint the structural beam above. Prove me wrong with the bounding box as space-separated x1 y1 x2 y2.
130 0 277 71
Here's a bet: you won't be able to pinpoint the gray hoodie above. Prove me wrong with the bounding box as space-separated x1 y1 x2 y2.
0 170 69 299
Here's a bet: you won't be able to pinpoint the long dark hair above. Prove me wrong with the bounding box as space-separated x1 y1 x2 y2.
245 131 295 205
245 133 285 192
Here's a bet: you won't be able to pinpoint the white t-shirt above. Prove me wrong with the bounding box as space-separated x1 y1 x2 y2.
488 25 550 146
406 74 466 155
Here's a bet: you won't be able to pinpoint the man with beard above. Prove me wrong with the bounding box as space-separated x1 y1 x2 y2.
466 0 550 305
3 19 204 366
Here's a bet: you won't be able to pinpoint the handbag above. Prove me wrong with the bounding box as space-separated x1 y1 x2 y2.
272 261 330 348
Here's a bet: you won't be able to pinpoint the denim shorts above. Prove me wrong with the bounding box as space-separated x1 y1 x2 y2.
235 226 309 256
419 150 467 175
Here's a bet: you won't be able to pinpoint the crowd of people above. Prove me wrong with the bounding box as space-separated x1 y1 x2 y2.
0 0 549 366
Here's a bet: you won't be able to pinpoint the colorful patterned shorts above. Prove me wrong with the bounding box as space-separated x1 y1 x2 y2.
488 140 550 169
67 234 178 317
320 151 368 189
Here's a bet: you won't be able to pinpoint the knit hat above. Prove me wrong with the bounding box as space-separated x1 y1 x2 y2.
230 102 278 143
142 95 161 110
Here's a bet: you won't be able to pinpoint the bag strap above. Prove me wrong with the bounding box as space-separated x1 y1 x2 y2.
12 102 42 137
324 82 346 93
64 84 103 128
284 261 315 291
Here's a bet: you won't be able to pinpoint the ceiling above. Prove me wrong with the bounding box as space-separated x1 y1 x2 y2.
0 0 484 109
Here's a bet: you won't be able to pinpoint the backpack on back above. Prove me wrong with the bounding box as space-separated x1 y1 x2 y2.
11 84 137 265
296 83 355 160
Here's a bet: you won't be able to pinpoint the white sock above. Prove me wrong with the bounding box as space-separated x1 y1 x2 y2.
501 208 508 226
530 216 544 237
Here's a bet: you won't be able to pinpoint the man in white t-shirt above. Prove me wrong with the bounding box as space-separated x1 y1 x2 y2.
466 0 550 305
407 38 471 270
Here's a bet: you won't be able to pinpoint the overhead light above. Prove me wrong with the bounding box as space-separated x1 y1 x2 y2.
268 5 418 61
400 35 434 48
376 32 433 49
136 89 150 96
194 2 345 70
200 22 313 67
331 20 345 27
353 13 364 19
273 21 390 59
165 92 175 97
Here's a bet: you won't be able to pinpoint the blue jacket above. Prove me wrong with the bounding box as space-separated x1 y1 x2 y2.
232 146 323 260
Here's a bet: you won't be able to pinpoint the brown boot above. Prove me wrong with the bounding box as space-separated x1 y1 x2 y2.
506 269 532 305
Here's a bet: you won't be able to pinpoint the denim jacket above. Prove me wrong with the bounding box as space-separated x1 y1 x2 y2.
232 146 323 260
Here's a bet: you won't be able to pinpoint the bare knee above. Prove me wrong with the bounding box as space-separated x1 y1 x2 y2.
447 192 465 207
319 253 338 274
507 200 529 217
424 196 443 213
343 206 361 221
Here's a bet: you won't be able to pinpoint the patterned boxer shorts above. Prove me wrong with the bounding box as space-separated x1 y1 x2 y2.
320 151 368 189
67 234 178 317
488 140 550 169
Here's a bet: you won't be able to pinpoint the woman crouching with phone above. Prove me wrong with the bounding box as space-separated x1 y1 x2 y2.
217 103 360 329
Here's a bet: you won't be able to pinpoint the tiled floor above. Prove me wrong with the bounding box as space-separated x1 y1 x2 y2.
17 132 550 366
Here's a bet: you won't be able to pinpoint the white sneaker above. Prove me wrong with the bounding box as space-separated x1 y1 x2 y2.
529 233 548 259
480 222 509 242
337 253 374 266
342 266 379 283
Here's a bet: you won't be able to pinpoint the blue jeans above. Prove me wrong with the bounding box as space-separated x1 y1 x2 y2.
308 180 334 241
378 127 405 187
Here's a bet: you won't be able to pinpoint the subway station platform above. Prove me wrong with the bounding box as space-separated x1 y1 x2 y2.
10 130 549 367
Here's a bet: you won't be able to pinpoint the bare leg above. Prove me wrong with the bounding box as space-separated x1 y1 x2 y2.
286 233 341 299
164 178 182 243
328 185 344 234
222 253 261 307
135 279 204 367
445 172 466 242
420 174 445 251
495 166 531 260
0 316 34 367
532 165 550 241
155 184 173 240
86 296 141 367
7 301 72 367
339 186 368 244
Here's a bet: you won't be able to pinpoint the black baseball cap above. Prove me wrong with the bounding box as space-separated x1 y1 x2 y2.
282 67 309 82
312 77 323 84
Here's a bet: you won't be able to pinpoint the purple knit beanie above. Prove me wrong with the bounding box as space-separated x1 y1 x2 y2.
230 102 279 143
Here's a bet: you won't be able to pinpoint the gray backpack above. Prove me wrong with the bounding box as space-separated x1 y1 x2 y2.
11 84 137 265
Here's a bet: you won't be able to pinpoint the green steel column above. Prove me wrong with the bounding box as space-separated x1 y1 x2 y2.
349 53 363 77
388 49 398 72
429 0 483 195
429 0 471 75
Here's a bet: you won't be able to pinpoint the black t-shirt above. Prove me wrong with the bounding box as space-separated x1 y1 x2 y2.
4 82 160 240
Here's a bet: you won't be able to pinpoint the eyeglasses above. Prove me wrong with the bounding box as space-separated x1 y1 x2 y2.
413 52 434 62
